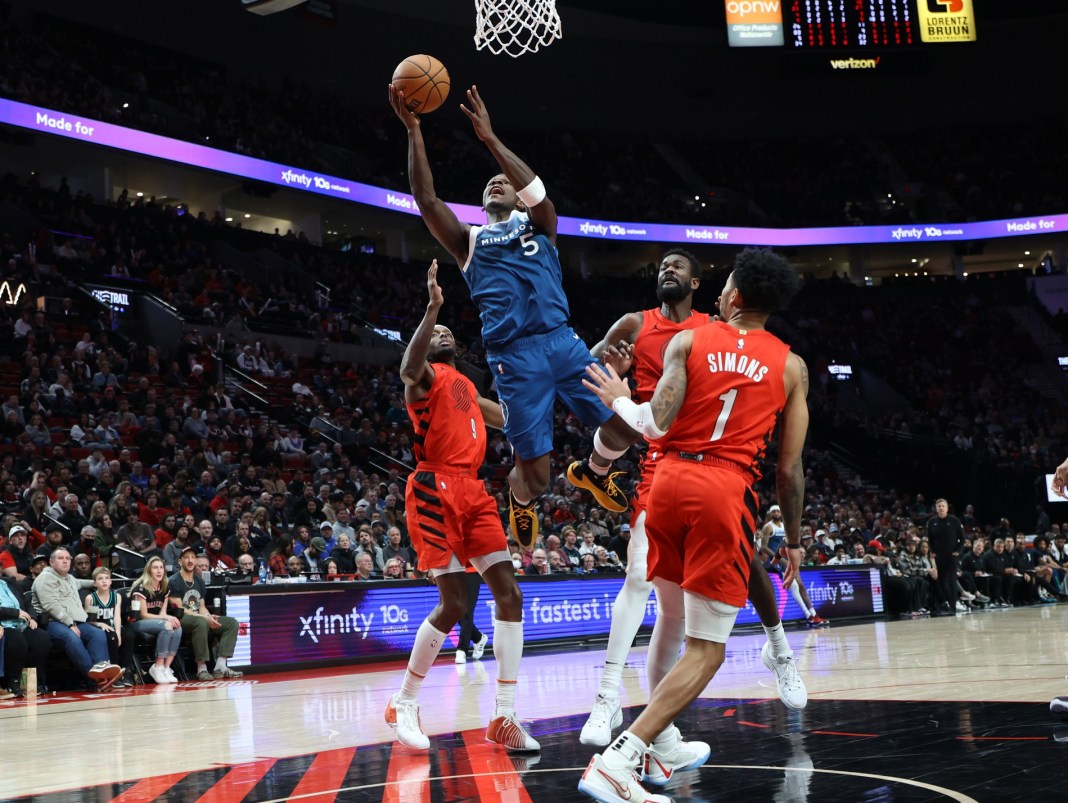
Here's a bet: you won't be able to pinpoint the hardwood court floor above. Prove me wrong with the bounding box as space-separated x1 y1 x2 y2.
3 604 1067 802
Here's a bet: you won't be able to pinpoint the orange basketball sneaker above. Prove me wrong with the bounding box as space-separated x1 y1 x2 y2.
486 713 540 752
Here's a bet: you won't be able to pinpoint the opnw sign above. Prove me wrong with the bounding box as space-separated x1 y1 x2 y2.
725 0 784 47
918 0 977 43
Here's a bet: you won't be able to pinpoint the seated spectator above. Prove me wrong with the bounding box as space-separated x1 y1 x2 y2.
324 558 342 580
0 573 51 697
93 514 119 568
826 545 850 565
355 527 384 572
382 557 406 579
168 546 243 680
82 567 134 687
593 546 624 573
72 552 93 581
282 554 306 581
300 537 328 576
267 537 294 578
162 524 196 572
204 534 235 572
578 553 598 574
276 428 305 455
331 533 357 573
524 549 551 575
1 525 33 583
354 551 379 581
31 547 123 690
116 504 159 557
129 556 182 684
381 526 412 570
981 538 1016 607
35 526 68 563
230 554 256 584
549 552 572 574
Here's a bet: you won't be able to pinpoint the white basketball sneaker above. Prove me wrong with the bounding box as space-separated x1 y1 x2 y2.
578 753 670 803
384 693 430 750
643 725 710 787
580 694 623 746
761 641 808 709
1051 696 1068 715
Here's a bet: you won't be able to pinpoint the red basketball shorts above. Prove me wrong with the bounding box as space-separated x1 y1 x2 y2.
406 464 506 572
644 455 758 608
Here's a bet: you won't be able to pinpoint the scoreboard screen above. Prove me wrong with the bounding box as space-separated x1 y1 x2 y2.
725 1 977 48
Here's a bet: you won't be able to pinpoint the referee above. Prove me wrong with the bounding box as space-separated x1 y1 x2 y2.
926 498 965 615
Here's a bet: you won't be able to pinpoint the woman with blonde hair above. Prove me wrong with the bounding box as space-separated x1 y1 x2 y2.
130 556 183 683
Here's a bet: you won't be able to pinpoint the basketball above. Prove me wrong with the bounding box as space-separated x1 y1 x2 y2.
391 54 450 114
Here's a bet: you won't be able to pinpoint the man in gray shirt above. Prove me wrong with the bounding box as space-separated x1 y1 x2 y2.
31 547 123 689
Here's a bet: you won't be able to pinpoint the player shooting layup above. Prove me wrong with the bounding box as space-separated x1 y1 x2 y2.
389 83 635 548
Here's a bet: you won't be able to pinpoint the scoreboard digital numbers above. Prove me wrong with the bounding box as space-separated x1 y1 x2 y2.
725 1 977 49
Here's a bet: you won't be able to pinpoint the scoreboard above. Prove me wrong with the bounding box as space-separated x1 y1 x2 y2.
725 0 977 48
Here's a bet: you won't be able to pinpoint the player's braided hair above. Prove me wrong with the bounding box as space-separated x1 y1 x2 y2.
731 248 799 313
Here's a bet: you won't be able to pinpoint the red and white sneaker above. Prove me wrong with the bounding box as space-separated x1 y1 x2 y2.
642 726 710 787
486 713 540 752
384 693 430 750
806 614 830 628
579 754 670 803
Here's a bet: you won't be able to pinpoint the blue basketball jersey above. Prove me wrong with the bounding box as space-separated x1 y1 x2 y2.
461 210 570 348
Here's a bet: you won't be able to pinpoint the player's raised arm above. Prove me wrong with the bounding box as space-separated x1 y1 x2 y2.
389 85 470 265
775 352 810 588
399 262 444 400
460 86 558 242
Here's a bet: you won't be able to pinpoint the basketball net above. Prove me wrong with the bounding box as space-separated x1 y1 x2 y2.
473 0 563 57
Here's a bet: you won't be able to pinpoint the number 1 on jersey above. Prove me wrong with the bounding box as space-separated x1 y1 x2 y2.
709 388 738 442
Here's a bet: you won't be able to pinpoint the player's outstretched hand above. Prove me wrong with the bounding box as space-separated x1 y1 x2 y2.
388 83 420 130
782 544 802 589
460 85 495 142
602 341 634 376
583 362 630 409
1052 456 1068 498
426 260 443 308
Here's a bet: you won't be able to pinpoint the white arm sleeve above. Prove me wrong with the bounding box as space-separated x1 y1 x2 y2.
611 397 667 440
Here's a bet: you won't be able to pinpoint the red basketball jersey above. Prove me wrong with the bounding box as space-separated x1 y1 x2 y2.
661 321 790 480
407 362 486 472
632 308 712 403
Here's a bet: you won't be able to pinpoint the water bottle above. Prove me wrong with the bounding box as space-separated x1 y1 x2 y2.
258 560 268 585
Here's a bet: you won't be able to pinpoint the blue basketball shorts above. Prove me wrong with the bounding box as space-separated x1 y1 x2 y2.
486 326 613 460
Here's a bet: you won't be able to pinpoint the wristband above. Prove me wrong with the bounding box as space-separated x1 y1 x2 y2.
611 396 667 440
516 175 546 207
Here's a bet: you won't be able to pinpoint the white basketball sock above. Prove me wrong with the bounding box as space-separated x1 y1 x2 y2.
598 576 653 698
493 619 524 717
789 582 814 618
763 622 792 658
604 730 647 770
398 620 447 702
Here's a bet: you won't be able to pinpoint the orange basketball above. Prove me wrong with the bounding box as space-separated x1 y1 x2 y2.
391 54 450 114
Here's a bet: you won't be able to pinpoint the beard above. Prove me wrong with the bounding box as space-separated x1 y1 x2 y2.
656 281 691 304
428 344 455 362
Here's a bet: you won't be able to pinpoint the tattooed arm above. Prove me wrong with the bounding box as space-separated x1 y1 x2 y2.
776 351 810 588
583 330 692 437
